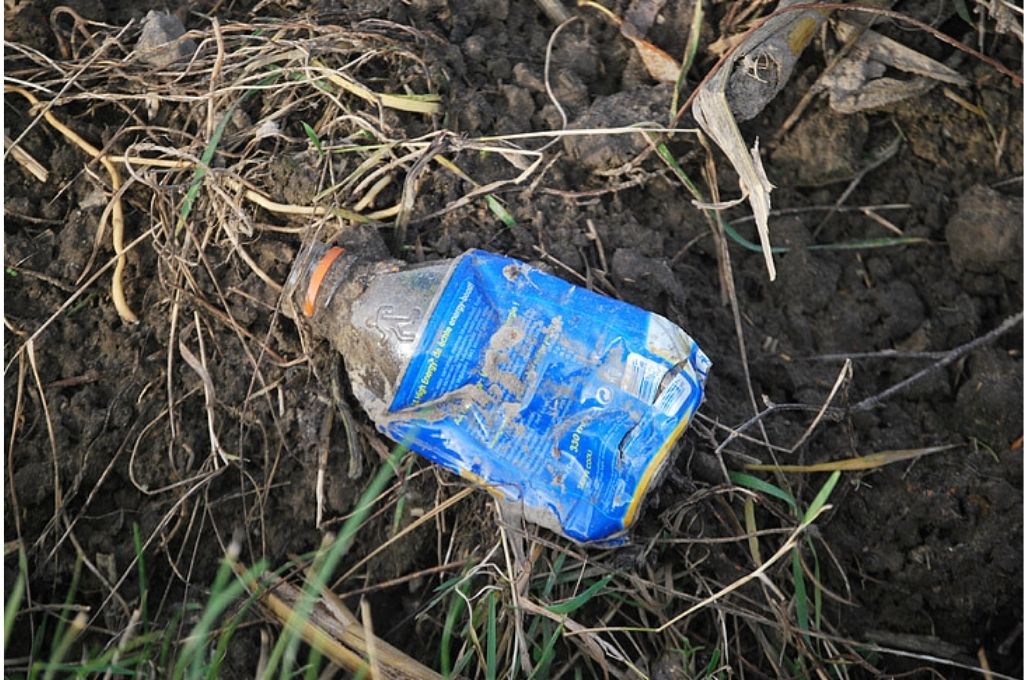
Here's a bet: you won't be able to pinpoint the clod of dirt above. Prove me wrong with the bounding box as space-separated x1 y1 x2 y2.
563 85 671 171
552 32 602 84
611 247 685 304
513 63 545 92
769 222 841 316
498 85 536 133
550 70 590 117
3 3 53 53
625 0 666 37
771 108 869 186
876 279 926 343
954 348 1023 447
266 152 321 205
945 184 1023 280
136 11 197 68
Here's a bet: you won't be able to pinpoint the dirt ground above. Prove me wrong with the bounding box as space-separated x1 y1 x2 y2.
4 0 1022 677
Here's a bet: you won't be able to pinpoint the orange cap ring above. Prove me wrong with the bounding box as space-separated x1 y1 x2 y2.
303 246 345 317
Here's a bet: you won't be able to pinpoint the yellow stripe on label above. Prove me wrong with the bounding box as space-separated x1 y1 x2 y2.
460 468 505 500
623 412 692 527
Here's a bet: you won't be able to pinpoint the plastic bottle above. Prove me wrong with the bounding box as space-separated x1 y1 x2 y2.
283 230 710 544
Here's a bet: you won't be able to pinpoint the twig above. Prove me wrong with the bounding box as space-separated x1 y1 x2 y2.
788 360 851 454
849 311 1023 413
791 348 949 362
813 135 902 236
701 137 773 466
336 560 470 599
5 134 49 182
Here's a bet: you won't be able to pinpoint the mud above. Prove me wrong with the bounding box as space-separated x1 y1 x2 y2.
4 0 1022 676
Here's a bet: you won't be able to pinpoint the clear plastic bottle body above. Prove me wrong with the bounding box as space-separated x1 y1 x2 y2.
283 234 711 544
282 237 455 423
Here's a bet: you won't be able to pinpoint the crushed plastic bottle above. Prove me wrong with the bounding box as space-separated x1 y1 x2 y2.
283 229 710 545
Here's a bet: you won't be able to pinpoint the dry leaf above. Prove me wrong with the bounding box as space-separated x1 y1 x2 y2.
628 35 682 83
692 1 828 280
621 21 682 83
822 20 968 113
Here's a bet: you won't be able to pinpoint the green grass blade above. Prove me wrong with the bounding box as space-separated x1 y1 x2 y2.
172 552 267 680
49 556 82 663
42 612 85 680
791 549 809 636
4 547 27 650
811 542 823 631
176 74 278 234
43 659 135 676
390 492 408 538
656 143 703 198
699 647 721 679
440 583 467 678
801 471 841 527
304 644 324 680
953 0 974 25
28 618 51 680
428 572 470 611
681 0 703 80
484 195 517 228
540 553 567 600
656 143 925 256
38 633 154 676
485 591 497 680
656 140 925 259
452 642 476 676
743 496 762 566
132 524 149 629
729 471 797 514
670 0 703 120
206 593 259 679
526 621 562 680
158 605 187 672
175 110 235 234
545 574 613 616
393 92 443 103
723 222 927 254
301 121 323 154
807 236 929 251
721 223 768 252
263 444 407 678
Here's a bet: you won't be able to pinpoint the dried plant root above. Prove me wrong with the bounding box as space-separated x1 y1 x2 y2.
5 85 138 323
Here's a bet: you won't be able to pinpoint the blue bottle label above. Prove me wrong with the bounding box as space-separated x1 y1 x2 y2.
382 250 710 543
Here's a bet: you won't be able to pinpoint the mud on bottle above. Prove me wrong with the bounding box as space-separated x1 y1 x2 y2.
283 228 711 545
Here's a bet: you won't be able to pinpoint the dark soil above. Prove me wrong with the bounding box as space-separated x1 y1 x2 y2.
4 0 1022 677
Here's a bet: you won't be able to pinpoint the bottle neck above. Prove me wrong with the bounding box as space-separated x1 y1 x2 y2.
283 241 356 326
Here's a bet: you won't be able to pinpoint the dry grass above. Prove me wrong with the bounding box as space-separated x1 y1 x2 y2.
4 4 1020 679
